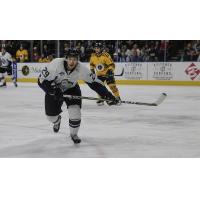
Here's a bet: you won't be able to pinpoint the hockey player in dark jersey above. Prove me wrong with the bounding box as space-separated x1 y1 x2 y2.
38 49 119 144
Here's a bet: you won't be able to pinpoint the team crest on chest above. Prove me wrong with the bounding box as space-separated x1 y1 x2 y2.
96 64 105 71
59 79 74 92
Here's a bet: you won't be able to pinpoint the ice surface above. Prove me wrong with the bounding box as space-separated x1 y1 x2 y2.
0 83 200 157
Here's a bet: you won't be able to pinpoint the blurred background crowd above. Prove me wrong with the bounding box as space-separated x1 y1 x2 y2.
1 40 200 63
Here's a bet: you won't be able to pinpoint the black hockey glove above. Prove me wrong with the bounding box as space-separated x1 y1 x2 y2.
51 88 63 101
106 69 115 84
46 84 63 101
38 79 63 101
104 93 119 106
106 69 114 78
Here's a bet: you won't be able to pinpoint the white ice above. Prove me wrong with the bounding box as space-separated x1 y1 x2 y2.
0 83 200 157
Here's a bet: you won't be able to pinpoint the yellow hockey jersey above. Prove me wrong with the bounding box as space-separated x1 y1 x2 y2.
89 52 115 76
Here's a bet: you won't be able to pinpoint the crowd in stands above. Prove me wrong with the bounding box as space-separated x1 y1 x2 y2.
0 40 55 63
1 40 200 62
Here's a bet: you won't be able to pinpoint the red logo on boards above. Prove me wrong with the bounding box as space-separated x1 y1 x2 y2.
185 63 200 80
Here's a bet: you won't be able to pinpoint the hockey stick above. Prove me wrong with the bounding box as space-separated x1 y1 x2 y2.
63 93 167 106
115 68 124 76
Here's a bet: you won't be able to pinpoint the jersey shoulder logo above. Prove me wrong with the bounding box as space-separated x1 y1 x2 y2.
59 72 65 76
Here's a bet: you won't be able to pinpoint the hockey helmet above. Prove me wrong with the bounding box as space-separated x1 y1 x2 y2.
94 42 103 49
65 49 79 59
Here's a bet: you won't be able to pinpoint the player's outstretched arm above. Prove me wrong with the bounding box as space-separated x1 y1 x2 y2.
86 81 118 106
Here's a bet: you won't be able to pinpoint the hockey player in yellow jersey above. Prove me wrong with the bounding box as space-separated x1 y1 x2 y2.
90 42 121 106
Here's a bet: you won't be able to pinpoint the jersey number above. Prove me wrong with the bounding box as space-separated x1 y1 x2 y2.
42 67 49 78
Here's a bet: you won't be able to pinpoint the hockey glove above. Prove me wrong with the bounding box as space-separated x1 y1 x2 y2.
106 69 115 84
106 69 114 78
52 88 63 101
104 93 119 106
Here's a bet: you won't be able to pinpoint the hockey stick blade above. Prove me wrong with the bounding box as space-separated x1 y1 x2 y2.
106 93 167 106
153 93 167 106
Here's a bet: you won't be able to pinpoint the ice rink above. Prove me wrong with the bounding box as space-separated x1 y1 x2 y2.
0 83 200 157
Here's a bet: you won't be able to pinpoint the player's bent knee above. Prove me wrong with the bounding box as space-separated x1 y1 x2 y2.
46 115 59 123
68 105 81 119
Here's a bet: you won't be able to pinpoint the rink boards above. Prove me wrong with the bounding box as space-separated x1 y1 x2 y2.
7 62 200 86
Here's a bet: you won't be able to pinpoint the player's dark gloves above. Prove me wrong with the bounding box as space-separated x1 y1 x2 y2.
106 69 115 84
47 87 63 101
104 93 119 106
52 88 63 101
106 69 114 78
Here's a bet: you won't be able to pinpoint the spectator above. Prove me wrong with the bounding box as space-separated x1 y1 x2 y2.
47 54 54 62
63 42 70 56
149 43 159 61
113 52 119 62
193 40 200 54
118 45 127 62
194 41 200 61
33 46 40 62
141 44 150 61
84 45 93 61
43 44 49 57
75 42 85 61
132 44 141 55
130 49 143 62
125 47 132 61
159 40 168 61
38 54 49 63
184 43 198 61
102 47 110 54
126 40 134 49
167 41 175 61
120 50 127 62
16 44 29 62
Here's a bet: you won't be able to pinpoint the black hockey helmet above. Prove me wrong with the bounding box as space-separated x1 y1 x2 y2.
65 49 79 59
94 42 103 49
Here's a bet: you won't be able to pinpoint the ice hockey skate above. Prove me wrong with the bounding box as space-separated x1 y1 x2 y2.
70 134 81 144
53 115 61 133
116 97 122 106
12 78 18 87
14 82 18 87
0 82 6 88
96 100 104 106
